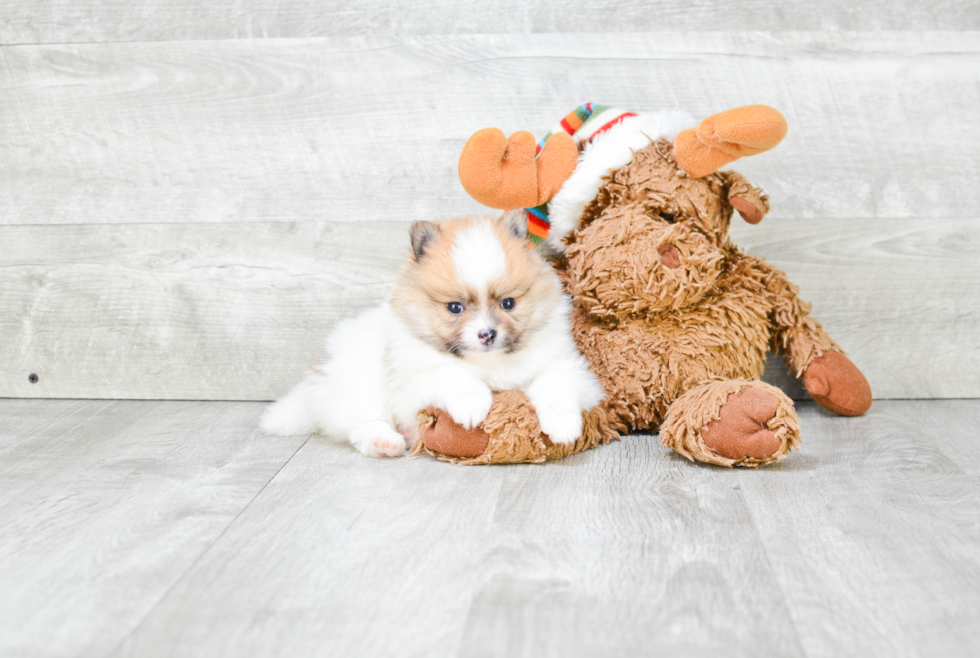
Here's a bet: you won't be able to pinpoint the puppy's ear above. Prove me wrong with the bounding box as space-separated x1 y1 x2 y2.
499 210 529 241
410 221 440 261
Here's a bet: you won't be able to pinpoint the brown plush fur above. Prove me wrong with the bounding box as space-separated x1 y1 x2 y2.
660 380 800 467
415 391 618 464
560 139 839 464
421 137 871 467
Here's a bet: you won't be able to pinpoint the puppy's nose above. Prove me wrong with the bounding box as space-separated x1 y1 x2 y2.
478 328 497 346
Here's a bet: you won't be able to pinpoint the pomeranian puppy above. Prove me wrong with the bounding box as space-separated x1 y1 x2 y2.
260 215 604 457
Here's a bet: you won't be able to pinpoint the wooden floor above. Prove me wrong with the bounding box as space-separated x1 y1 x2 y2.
2 398 978 657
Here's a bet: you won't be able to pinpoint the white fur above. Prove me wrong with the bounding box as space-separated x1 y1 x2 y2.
544 109 695 253
460 311 495 353
452 221 507 290
261 278 604 458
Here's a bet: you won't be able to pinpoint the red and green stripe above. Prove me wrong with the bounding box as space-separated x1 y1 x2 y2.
526 204 550 246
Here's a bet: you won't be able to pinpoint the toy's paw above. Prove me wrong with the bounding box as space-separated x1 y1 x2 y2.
701 386 783 460
445 380 494 429
536 403 584 444
349 421 406 458
803 351 873 416
662 381 798 467
419 408 490 458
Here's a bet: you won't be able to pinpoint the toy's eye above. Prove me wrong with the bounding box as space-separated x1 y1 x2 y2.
447 302 463 315
501 298 516 311
660 212 676 223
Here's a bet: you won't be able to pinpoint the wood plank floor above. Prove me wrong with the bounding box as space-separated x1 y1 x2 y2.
2 398 977 657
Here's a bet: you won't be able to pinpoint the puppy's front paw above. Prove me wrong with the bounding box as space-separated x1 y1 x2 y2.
536 404 584 444
349 421 406 458
399 423 421 451
445 381 493 429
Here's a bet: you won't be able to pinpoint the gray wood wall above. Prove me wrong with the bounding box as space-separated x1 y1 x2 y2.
2 4 978 401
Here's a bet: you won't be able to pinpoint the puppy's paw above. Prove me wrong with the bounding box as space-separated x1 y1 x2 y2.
349 421 406 458
399 423 420 451
535 403 584 444
444 380 494 429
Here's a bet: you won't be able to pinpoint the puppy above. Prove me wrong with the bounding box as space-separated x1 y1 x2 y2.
261 215 604 457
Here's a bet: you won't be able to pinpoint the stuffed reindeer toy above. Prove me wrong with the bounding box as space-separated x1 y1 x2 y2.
416 104 872 467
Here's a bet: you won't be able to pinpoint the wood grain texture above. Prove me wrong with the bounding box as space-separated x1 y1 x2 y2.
4 2 980 45
113 426 508 658
730 215 980 400
741 400 980 657
0 398 307 658
2 216 977 401
0 221 407 400
55 399 971 658
2 32 979 226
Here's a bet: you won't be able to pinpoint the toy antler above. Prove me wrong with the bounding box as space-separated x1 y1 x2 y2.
673 105 788 178
458 129 579 209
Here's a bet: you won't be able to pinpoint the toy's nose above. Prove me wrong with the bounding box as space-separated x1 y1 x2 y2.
478 328 497 346
658 244 681 269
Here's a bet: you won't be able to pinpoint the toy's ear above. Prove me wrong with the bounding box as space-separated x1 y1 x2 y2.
721 171 771 224
410 221 441 261
674 105 787 178
458 128 578 209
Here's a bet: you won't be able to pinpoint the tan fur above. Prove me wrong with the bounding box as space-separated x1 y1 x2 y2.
659 380 800 467
567 203 726 320
559 141 836 464
417 391 618 464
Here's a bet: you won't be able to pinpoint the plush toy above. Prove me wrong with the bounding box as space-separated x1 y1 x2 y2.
416 104 872 467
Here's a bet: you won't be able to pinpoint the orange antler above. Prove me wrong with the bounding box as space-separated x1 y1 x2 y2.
458 129 578 209
673 105 788 178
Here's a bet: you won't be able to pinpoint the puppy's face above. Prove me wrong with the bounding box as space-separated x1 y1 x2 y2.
391 216 561 359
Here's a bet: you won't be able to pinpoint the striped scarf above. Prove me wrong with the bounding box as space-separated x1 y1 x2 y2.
526 103 637 246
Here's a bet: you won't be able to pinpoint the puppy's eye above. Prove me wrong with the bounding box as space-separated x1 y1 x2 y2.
446 302 463 315
660 211 676 223
501 298 515 311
